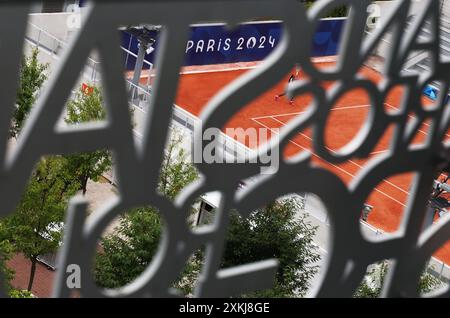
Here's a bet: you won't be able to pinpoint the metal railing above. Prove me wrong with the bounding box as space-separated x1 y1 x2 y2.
26 22 157 85
26 22 101 83
126 80 153 110
121 45 154 87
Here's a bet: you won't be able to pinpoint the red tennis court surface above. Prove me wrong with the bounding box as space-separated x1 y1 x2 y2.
170 62 450 264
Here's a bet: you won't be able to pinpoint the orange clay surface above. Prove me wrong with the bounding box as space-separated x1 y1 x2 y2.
165 62 450 264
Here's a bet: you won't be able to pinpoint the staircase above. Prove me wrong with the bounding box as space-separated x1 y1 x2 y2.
404 0 450 89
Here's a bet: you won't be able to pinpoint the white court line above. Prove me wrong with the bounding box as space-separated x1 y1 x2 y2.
254 100 449 195
385 102 450 139
269 116 410 196
252 104 371 121
252 118 407 207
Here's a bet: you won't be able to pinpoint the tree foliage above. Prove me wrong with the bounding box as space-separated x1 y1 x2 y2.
2 157 79 291
354 261 444 298
0 226 15 293
10 48 49 138
95 207 162 288
64 86 112 195
303 1 347 17
223 198 320 297
95 131 199 288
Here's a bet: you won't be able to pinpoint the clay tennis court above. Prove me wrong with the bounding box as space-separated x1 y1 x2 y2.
170 61 450 263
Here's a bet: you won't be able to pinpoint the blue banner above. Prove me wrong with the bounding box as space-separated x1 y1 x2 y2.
122 19 346 69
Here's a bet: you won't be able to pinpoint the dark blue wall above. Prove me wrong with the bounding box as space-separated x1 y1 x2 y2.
122 19 346 69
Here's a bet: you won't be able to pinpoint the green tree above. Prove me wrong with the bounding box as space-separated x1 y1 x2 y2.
95 132 320 296
10 48 49 138
354 261 444 298
3 157 79 291
223 198 321 297
0 226 15 294
64 86 112 195
95 131 199 288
